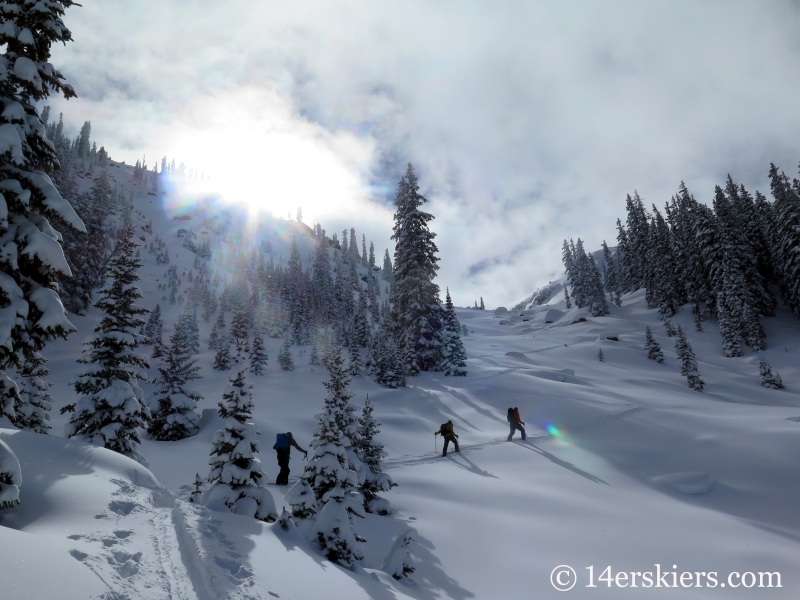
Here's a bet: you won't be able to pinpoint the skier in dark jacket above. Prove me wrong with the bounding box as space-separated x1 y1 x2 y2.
273 431 308 485
507 407 526 440
435 420 460 456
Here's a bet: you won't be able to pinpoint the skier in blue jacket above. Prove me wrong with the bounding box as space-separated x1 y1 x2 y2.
273 431 307 485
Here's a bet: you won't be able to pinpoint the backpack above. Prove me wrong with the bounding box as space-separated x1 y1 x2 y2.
275 433 289 449
440 423 450 436
507 408 514 422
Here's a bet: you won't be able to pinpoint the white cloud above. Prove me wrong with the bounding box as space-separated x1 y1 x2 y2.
47 0 800 306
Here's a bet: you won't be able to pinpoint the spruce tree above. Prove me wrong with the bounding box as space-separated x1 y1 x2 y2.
249 329 268 376
758 358 784 390
213 336 232 371
440 289 467 376
278 335 294 371
209 311 225 350
206 367 277 522
597 348 604 362
189 473 203 503
391 164 443 372
142 303 162 345
348 333 362 376
147 325 202 441
0 0 85 374
675 325 704 391
644 326 664 363
289 345 365 566
0 438 21 510
63 225 150 457
355 395 396 514
15 352 53 433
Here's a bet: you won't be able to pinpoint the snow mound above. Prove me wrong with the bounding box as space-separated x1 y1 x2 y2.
651 472 716 495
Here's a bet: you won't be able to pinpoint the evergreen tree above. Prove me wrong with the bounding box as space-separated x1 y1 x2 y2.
355 395 396 514
15 352 53 433
147 325 202 441
0 0 85 372
480 297 485 310
208 310 224 350
383 529 416 579
758 357 784 390
0 438 21 510
249 329 268 376
230 309 250 353
189 473 203 503
597 348 604 362
440 289 467 376
601 241 622 306
391 164 443 371
382 249 393 281
675 325 704 391
278 335 294 371
213 337 232 371
63 225 150 458
289 346 365 566
644 326 664 363
142 303 162 345
348 333 362 376
206 367 277 522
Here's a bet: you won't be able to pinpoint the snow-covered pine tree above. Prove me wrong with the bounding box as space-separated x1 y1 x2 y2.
209 311 225 350
142 303 162 344
205 366 277 522
0 0 85 376
601 241 622 307
15 352 52 433
147 323 202 441
278 335 294 371
716 290 744 358
440 288 467 376
597 348 604 362
356 395 396 514
644 326 664 363
383 529 416 579
675 325 704 391
0 374 19 422
480 297 485 310
382 248 393 282
563 285 572 309
309 344 321 366
348 333 362 376
758 358 784 390
0 438 21 510
63 225 150 458
289 345 365 566
189 472 203 503
213 336 232 371
249 329 267 375
230 309 249 353
391 164 443 372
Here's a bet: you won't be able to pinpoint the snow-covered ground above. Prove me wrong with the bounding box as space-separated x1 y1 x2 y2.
2 162 799 599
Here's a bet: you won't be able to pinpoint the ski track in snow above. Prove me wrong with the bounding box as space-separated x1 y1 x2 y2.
67 478 199 600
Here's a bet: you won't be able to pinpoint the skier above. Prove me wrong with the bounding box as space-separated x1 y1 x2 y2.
507 406 526 441
435 420 460 457
273 431 308 485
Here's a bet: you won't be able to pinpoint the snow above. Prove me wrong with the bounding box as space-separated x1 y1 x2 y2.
1 161 800 598
0 123 25 165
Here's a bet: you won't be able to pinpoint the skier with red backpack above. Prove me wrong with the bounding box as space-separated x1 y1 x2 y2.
273 431 308 485
507 407 526 440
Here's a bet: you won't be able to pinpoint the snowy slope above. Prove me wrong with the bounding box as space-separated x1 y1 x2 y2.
2 160 799 599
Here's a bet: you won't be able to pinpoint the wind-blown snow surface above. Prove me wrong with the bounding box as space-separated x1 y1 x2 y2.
1 162 800 598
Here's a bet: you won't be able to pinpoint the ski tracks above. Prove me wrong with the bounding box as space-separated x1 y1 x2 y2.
66 478 199 600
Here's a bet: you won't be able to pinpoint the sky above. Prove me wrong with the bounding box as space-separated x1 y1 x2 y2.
45 0 800 307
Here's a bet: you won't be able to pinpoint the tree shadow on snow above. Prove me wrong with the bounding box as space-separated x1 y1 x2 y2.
514 440 609 485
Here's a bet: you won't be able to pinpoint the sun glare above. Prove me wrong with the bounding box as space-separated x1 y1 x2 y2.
157 88 379 224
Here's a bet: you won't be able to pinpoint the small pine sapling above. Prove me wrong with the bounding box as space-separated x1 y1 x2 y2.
249 330 268 376
758 358 785 390
213 337 233 371
675 325 704 391
189 473 203 503
645 326 664 363
278 336 294 371
382 529 416 580
597 348 604 362
664 320 675 337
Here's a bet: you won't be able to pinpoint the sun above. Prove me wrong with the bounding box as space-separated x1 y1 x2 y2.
158 87 377 224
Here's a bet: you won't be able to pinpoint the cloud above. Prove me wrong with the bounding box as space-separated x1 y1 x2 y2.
47 0 800 306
